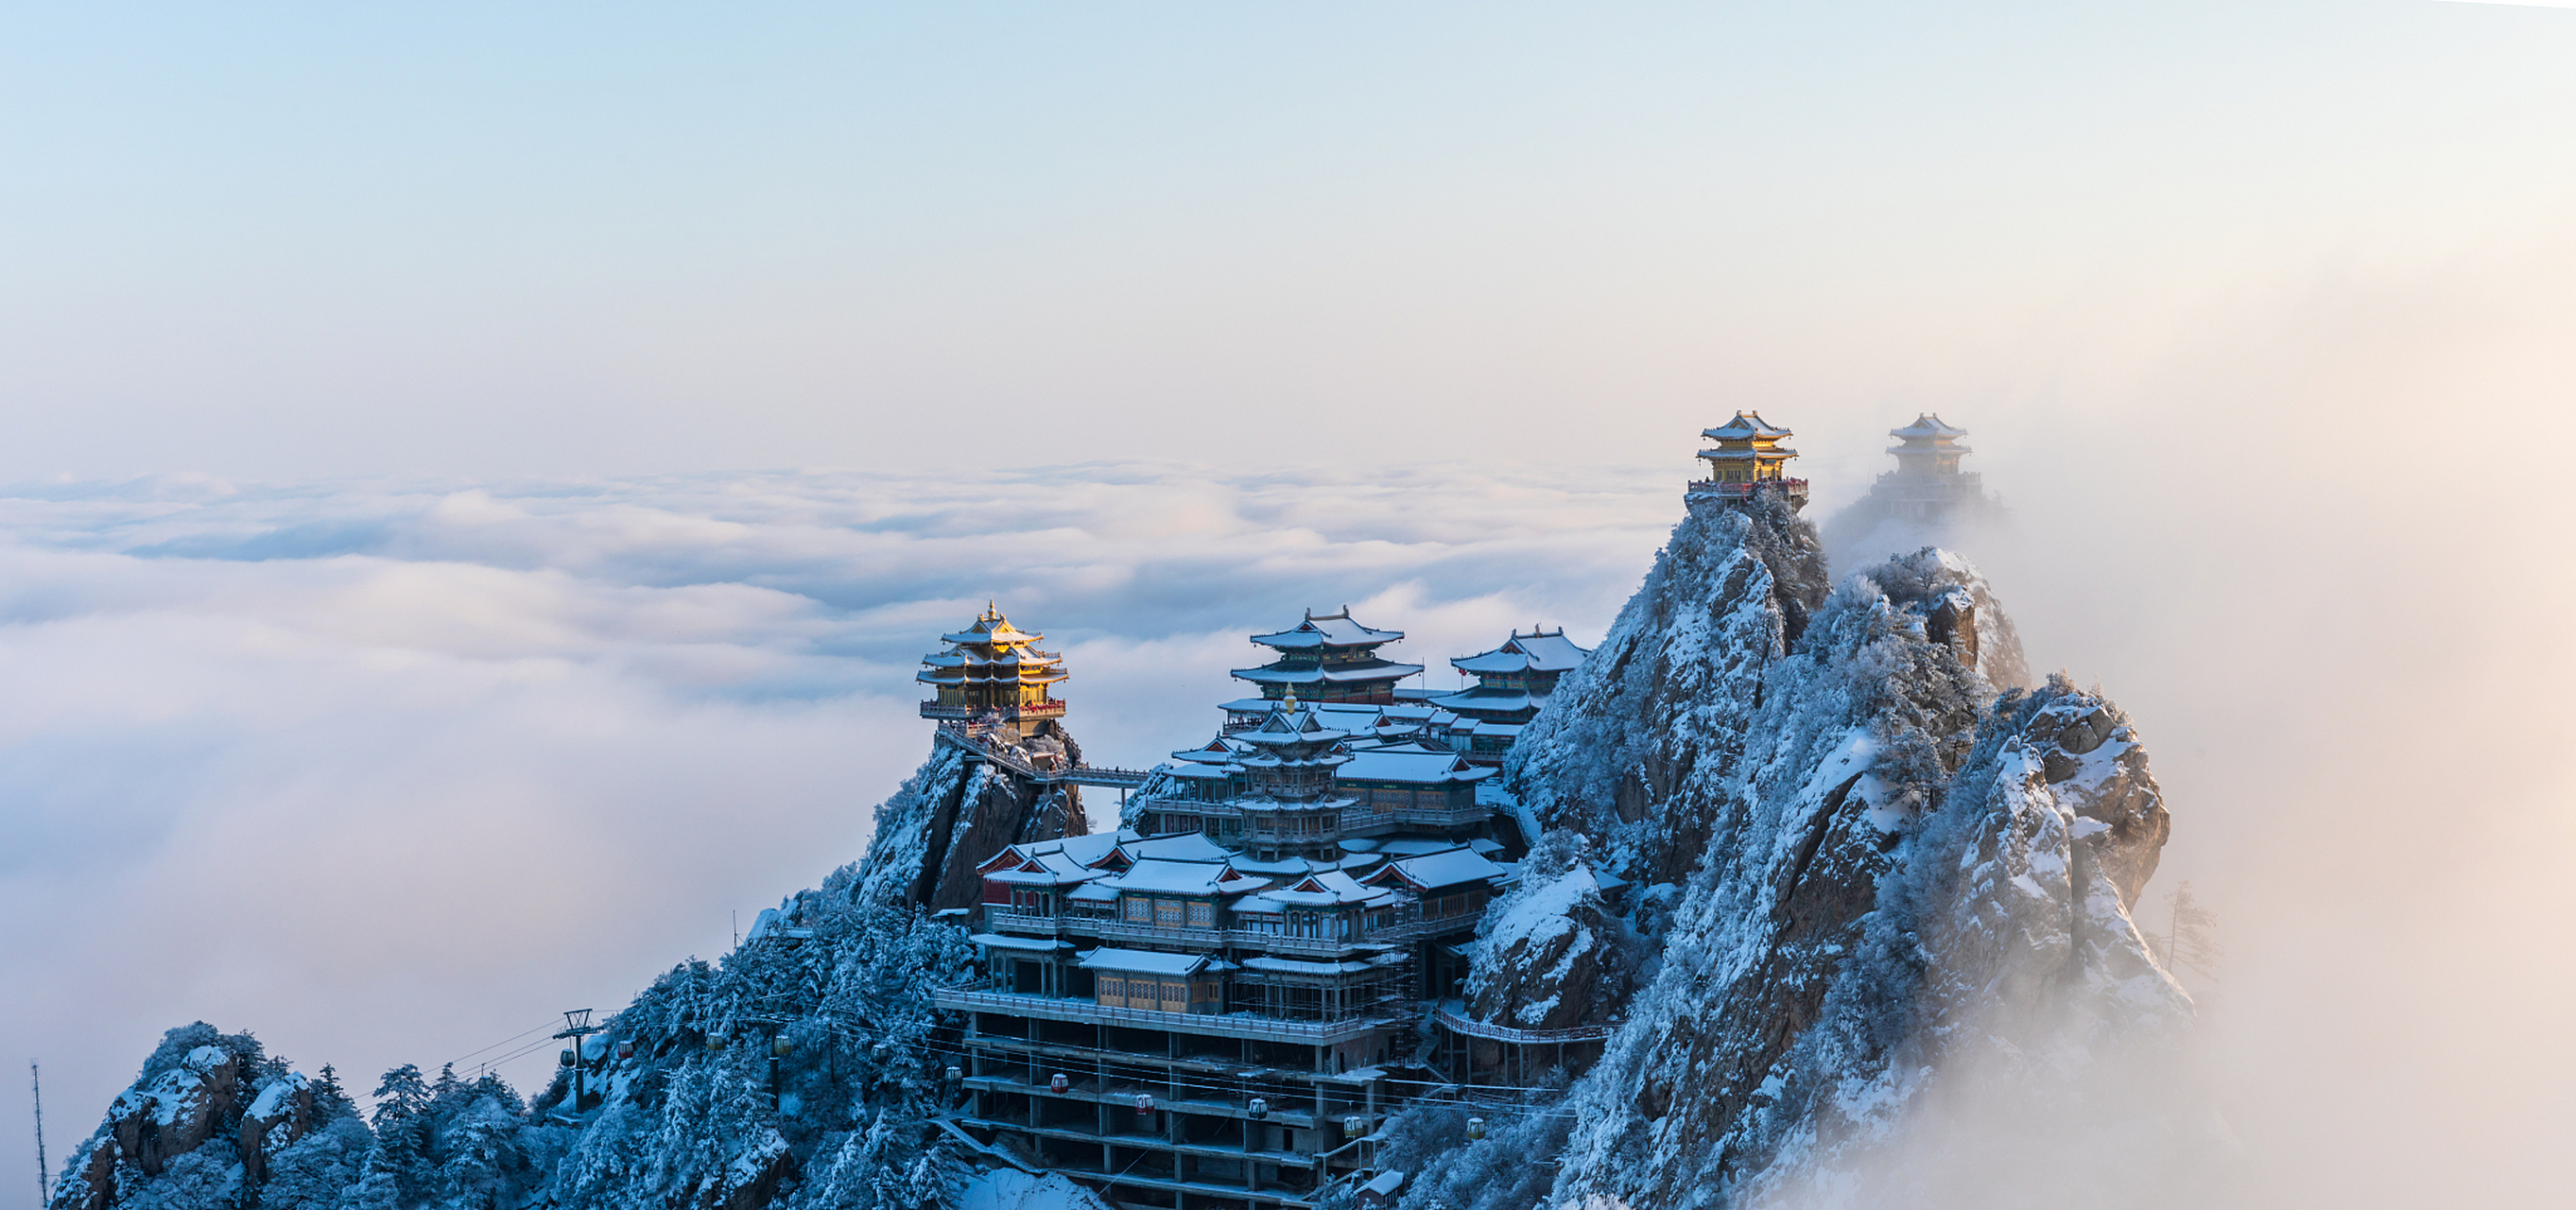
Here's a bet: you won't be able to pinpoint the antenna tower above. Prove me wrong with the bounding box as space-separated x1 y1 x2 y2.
31 1060 49 1208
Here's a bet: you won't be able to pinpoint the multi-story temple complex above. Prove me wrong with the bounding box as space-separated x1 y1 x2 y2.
919 605 1070 738
934 613 1533 1209
1426 628 1592 766
1689 410 1807 510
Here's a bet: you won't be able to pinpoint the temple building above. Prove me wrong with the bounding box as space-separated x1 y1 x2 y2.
1874 413 1987 521
1818 413 2008 572
1689 411 1808 510
1426 627 1592 765
919 604 1069 738
1227 610 1423 711
935 614 1530 1208
1150 696 1496 864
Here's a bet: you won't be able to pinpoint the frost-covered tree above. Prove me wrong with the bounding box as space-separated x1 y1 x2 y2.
2153 880 2222 983
251 1115 372 1210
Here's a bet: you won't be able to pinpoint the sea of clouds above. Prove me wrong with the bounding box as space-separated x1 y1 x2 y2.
8 312 2576 1208
0 461 1683 1156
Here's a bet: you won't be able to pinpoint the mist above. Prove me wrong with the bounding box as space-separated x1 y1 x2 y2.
4 3 2574 1206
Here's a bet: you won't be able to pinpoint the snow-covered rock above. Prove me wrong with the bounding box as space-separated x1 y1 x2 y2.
1514 535 2186 1210
957 1168 1115 1210
855 725 1090 913
1502 495 1830 891
49 1026 337 1210
1467 855 1633 1032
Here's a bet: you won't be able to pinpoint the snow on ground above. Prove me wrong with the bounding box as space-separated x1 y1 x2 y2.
957 1168 1114 1210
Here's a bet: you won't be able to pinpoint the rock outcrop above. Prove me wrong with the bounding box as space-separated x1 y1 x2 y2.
50 1026 332 1210
1466 856 1634 1032
1502 495 1830 892
854 722 1088 913
1409 511 2186 1210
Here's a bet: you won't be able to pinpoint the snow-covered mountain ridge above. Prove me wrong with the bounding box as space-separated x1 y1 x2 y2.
1411 501 2186 1210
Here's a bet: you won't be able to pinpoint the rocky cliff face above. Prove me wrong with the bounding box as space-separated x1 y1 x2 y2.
854 723 1088 913
1500 496 1830 892
1422 508 2185 1210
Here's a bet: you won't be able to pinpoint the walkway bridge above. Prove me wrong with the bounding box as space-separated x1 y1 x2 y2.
933 721 1155 790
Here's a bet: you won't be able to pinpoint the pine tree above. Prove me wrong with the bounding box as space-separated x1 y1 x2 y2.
313 1065 356 1121
365 1064 434 1206
2153 880 2223 982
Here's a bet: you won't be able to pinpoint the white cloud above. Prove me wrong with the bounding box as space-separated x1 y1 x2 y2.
0 461 1675 1158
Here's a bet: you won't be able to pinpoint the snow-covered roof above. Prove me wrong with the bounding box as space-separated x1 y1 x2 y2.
1426 687 1539 716
938 607 1046 648
1099 861 1272 899
1694 447 1798 462
1103 859 1235 895
1371 838 1459 856
1235 705 1357 745
1372 847 1509 891
916 662 1066 685
1239 955 1400 977
1168 737 1246 764
1227 854 1315 876
1123 833 1234 864
1889 412 1969 441
1237 871 1395 910
982 847 1110 886
1077 948 1229 977
921 606 1073 689
1248 610 1404 650
1450 629 1590 676
1336 745 1494 786
969 933 1073 952
1229 662 1426 686
1701 411 1792 441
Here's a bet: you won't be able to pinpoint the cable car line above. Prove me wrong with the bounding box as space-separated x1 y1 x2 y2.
441 1019 564 1070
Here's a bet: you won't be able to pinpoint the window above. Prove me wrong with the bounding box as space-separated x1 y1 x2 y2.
1098 977 1125 1004
1124 897 1152 924
1154 899 1184 927
1186 901 1215 927
1160 979 1187 1010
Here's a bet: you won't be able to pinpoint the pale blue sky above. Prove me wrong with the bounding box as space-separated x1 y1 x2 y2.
3 2 2571 478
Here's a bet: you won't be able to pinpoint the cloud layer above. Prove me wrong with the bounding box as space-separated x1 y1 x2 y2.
0 461 1680 1179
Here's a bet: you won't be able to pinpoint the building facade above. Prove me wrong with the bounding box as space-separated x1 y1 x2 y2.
1227 610 1424 708
1425 628 1592 765
1873 412 1987 521
919 605 1070 738
934 616 1526 1209
1689 411 1808 510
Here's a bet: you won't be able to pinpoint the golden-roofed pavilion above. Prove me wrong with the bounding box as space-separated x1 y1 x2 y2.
1690 411 1809 510
919 602 1068 736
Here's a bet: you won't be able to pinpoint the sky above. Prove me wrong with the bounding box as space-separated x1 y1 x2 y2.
2 3 2574 1207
